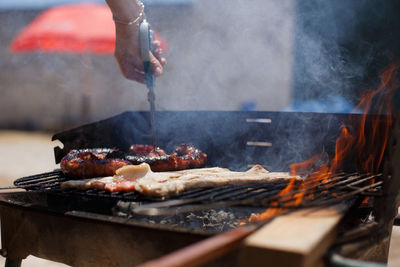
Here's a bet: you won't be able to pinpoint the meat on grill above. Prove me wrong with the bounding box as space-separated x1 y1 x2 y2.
60 148 130 179
129 144 167 157
60 144 207 179
61 163 301 197
61 163 149 192
133 164 300 197
127 144 207 172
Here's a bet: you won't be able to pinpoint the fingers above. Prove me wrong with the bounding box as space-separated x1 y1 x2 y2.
117 53 164 82
153 48 167 66
114 39 166 82
152 40 167 66
114 52 143 82
150 52 163 76
122 67 146 83
117 57 146 83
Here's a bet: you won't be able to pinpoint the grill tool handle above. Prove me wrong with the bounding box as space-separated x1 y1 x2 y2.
139 19 157 150
139 19 154 89
136 225 257 267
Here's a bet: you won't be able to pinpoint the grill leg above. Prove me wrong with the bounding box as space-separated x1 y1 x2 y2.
4 259 21 267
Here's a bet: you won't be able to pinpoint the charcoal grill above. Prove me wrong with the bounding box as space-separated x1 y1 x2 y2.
0 111 397 267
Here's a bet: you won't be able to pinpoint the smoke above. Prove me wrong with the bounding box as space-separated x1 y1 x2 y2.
293 0 400 108
151 0 295 111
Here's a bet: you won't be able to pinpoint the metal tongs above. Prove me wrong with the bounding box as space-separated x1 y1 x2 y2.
139 20 157 149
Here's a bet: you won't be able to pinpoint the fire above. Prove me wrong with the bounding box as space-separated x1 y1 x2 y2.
352 63 398 174
249 63 399 223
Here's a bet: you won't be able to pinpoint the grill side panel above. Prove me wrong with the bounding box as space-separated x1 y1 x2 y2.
53 111 376 171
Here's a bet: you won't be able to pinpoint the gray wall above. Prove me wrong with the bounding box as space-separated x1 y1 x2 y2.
0 0 294 131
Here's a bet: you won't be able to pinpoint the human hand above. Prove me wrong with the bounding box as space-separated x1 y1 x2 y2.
114 23 167 83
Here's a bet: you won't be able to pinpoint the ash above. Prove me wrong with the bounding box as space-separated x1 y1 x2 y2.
184 209 238 231
113 201 264 232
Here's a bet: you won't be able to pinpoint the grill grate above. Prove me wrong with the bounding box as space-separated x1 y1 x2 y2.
14 170 289 203
13 170 383 216
130 172 383 216
13 170 66 190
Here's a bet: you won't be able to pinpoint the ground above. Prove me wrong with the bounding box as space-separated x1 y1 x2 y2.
0 130 398 266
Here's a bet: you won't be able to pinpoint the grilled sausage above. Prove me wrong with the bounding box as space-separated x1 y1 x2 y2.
126 144 207 171
60 144 207 179
60 148 130 179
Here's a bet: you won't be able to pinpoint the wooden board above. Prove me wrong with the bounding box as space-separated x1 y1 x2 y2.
239 205 348 267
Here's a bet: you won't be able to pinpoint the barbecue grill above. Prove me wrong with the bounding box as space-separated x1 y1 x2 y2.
0 111 398 267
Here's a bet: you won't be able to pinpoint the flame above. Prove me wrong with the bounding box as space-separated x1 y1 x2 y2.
248 63 399 223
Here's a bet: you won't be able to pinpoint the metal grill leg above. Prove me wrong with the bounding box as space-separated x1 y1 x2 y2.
394 213 400 226
4 259 21 267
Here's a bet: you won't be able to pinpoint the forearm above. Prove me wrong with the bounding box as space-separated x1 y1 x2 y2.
105 0 143 21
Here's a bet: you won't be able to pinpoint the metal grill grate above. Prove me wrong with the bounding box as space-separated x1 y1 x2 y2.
130 172 383 215
13 170 383 216
13 170 66 190
14 170 289 202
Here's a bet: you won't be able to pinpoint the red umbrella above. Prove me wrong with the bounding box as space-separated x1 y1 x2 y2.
10 2 168 54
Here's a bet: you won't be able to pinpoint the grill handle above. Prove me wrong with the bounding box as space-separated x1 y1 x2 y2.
136 225 257 267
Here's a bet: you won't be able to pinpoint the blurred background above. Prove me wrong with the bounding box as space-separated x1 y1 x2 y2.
1 0 400 266
1 0 399 131
1 0 295 132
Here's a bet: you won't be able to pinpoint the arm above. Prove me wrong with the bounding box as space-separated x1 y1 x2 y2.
105 0 166 83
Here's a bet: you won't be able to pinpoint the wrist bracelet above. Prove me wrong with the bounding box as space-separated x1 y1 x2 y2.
112 1 145 26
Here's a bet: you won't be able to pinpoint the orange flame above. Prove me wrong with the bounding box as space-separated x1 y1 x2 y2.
248 63 399 223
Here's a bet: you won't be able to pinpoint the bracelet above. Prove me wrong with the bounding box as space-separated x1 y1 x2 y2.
112 1 145 26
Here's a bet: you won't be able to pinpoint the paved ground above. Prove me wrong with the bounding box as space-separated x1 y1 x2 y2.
0 131 65 266
391 227 400 266
0 130 398 266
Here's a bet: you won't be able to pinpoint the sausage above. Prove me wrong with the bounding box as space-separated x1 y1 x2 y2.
126 144 207 171
60 148 130 179
60 144 207 179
